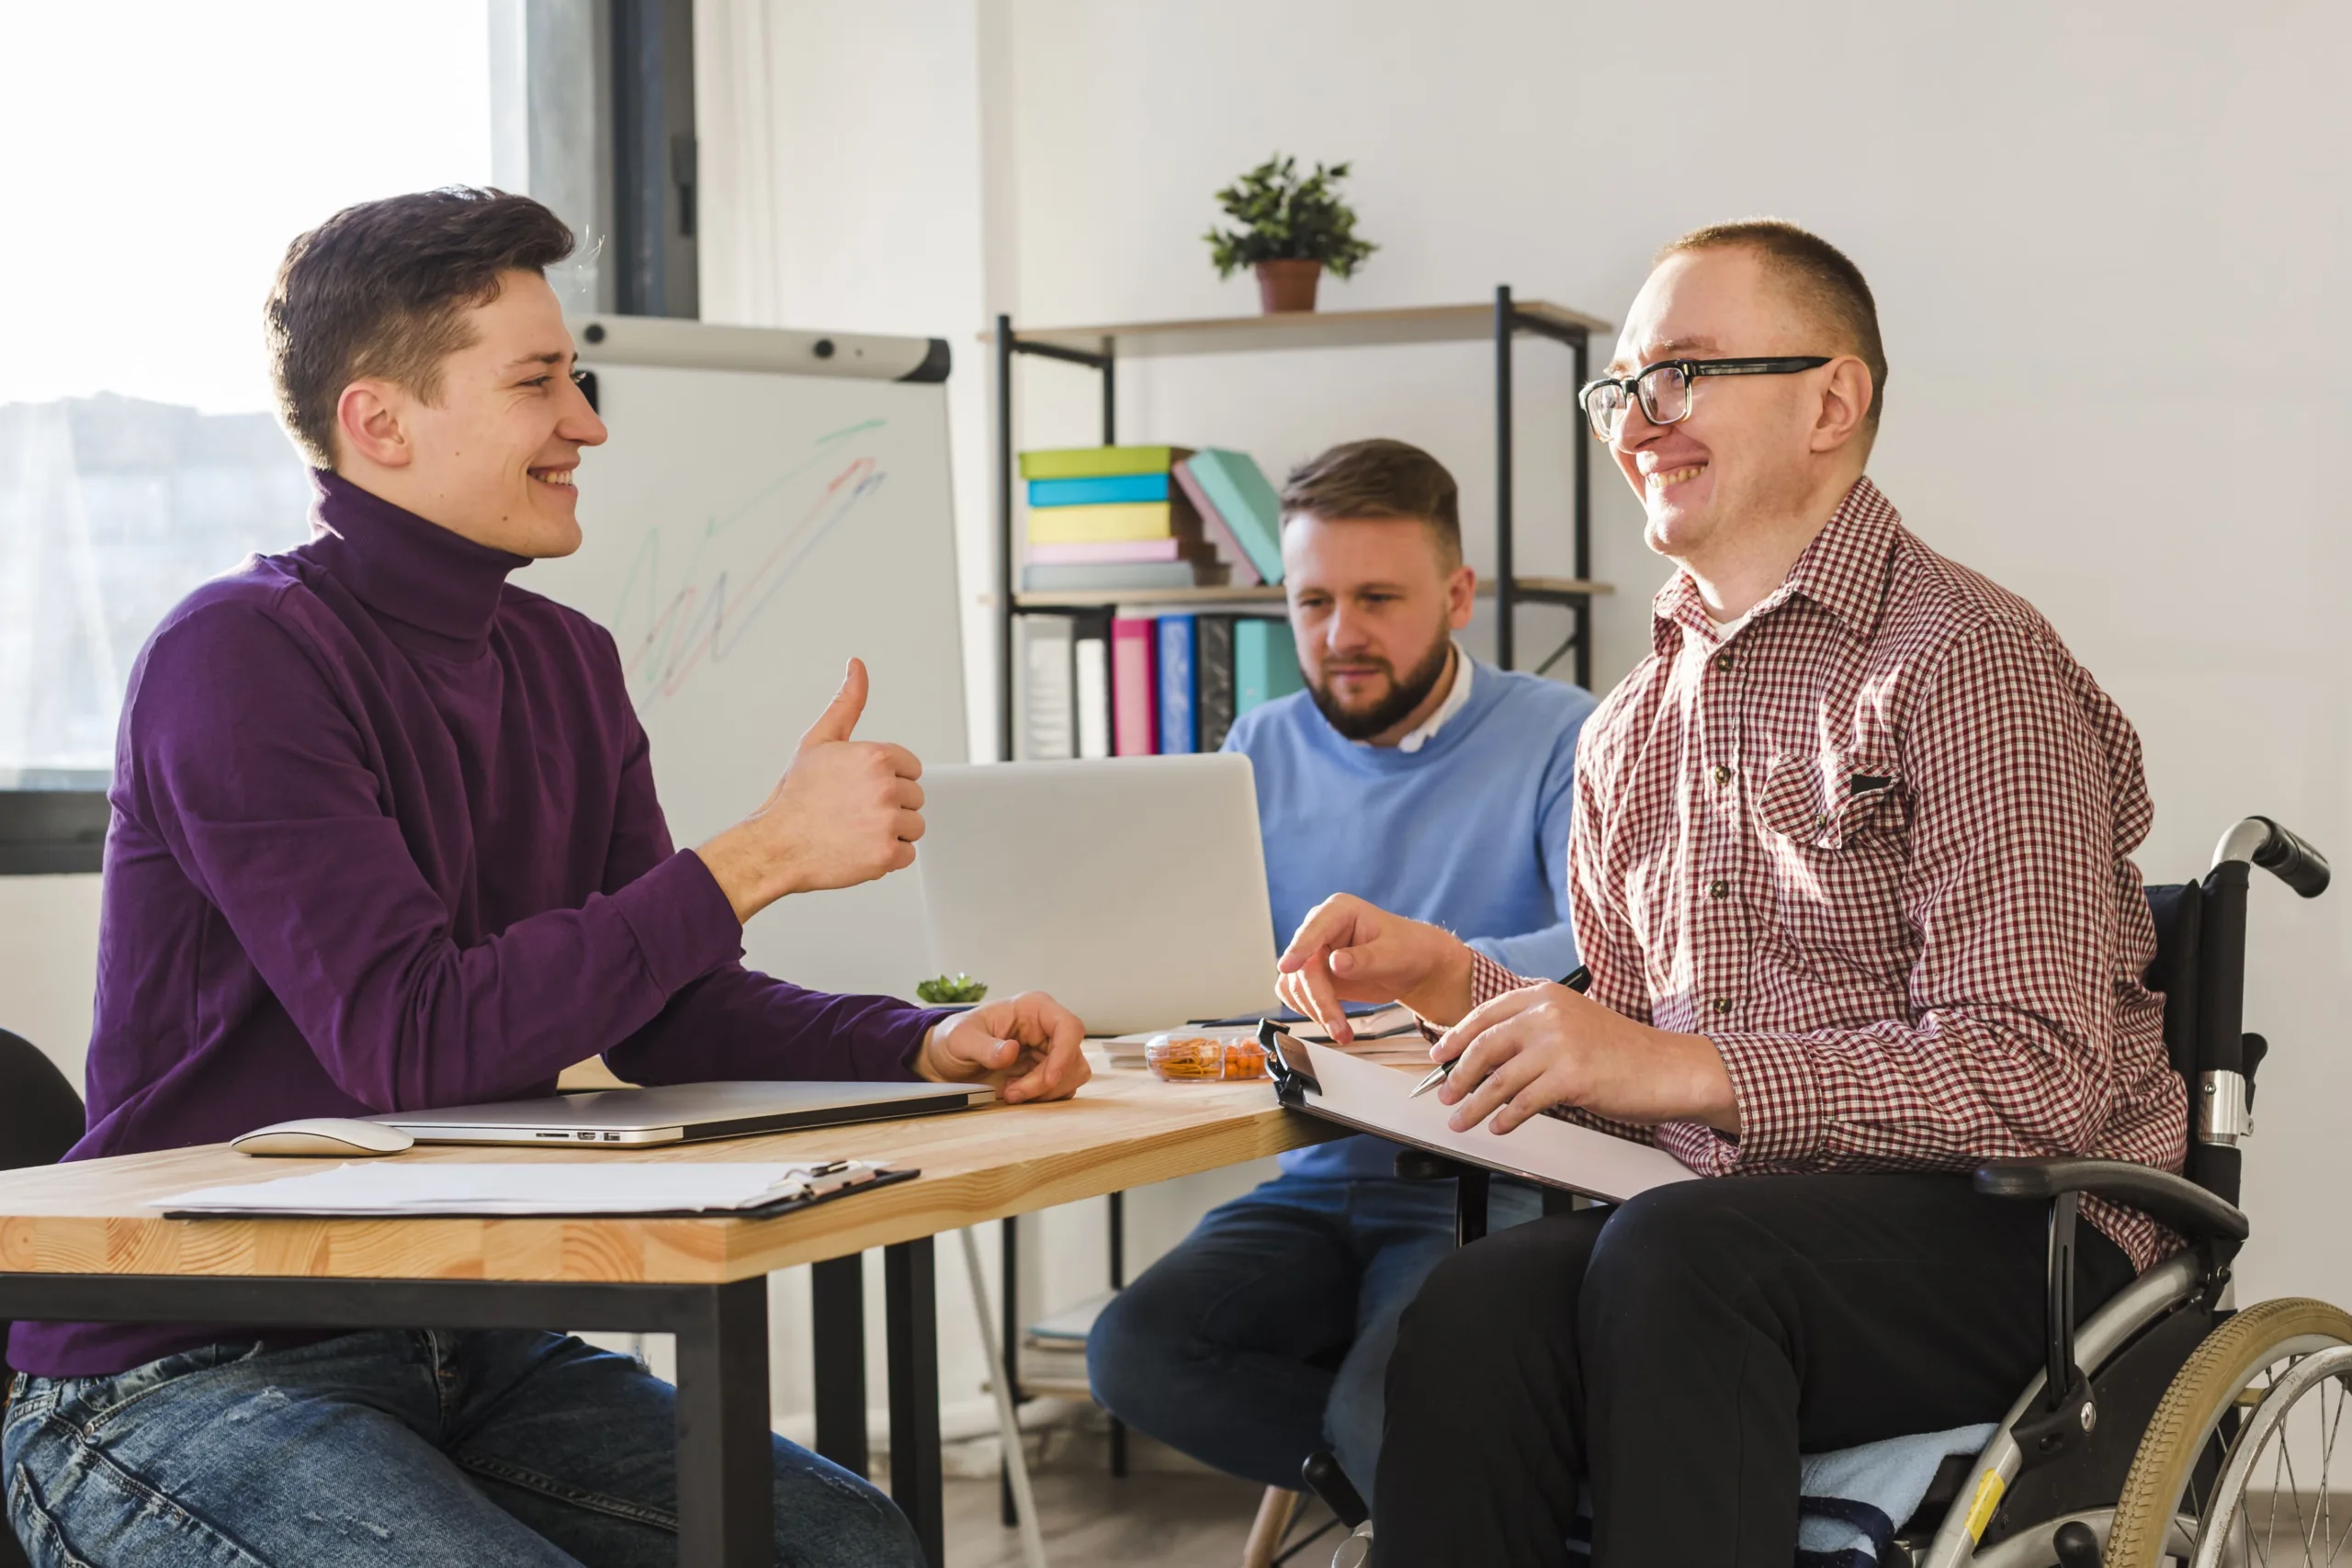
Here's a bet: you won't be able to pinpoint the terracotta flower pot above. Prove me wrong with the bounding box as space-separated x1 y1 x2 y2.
1254 259 1323 313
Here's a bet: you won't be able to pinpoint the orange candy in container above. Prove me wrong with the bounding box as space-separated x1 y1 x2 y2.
1143 1033 1271 1082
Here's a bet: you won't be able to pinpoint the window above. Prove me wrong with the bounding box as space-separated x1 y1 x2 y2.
0 3 494 786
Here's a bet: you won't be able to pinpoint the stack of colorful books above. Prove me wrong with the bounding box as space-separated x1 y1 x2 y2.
1019 446 1285 592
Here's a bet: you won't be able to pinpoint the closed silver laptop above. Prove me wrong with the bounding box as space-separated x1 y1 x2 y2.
367 1080 991 1147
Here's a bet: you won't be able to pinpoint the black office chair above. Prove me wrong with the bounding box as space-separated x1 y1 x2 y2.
0 1031 85 1568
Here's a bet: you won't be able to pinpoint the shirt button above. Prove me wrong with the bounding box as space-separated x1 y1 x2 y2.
1712 764 1732 786
1708 879 1729 899
1711 997 1735 1015
1713 652 1735 671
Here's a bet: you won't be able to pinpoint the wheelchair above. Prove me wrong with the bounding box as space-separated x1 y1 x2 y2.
1295 816 2344 1568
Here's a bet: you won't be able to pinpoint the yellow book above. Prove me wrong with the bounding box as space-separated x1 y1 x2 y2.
1026 501 1193 545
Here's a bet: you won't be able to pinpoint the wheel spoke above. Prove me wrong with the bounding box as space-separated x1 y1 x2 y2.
2279 1416 2312 1563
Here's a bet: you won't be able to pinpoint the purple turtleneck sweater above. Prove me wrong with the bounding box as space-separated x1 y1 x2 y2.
13 472 945 1378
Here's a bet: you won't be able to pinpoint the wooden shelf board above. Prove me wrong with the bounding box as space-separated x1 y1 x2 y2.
989 299 1612 361
997 576 1611 611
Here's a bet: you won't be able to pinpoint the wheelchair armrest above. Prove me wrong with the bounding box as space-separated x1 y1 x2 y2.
1973 1157 2248 1244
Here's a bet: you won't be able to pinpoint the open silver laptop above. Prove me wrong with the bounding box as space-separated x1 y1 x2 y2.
365 1080 992 1147
915 753 1279 1035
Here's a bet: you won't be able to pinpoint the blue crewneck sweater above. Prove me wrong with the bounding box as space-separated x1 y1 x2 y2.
1224 658 1596 1179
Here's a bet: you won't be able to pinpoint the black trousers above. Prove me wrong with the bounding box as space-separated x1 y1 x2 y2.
1371 1174 2135 1568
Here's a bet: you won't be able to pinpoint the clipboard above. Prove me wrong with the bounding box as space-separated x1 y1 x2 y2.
1261 1020 1697 1203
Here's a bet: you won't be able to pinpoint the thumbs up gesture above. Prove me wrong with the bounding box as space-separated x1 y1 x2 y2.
695 658 927 923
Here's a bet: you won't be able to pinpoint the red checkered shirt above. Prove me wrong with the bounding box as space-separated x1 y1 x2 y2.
1460 477 2186 1272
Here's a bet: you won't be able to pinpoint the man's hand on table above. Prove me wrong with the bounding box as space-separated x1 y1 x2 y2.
919 990 1091 1104
1273 893 1476 1043
1431 982 1741 1136
695 657 926 923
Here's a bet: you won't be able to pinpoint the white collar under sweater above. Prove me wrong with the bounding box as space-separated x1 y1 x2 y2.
1353 642 1472 755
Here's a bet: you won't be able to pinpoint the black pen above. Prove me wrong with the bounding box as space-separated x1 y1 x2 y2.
1408 965 1591 1100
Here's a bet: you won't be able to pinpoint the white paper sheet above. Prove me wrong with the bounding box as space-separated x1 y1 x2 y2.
156 1161 889 1217
1292 1042 1698 1202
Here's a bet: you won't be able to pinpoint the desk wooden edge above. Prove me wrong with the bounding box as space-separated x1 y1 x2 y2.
0 1099 1339 1289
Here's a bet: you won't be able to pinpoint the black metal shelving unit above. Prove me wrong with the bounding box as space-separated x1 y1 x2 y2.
989 286 1618 762
979 286 1615 1526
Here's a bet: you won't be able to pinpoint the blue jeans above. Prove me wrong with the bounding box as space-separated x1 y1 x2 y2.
1087 1173 1539 1504
3 1329 921 1568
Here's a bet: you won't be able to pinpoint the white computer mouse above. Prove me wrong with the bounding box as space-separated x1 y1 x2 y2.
231 1117 417 1157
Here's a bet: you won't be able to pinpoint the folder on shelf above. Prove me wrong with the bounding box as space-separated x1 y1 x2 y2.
1022 561 1224 593
1181 451 1285 583
1074 617 1113 759
1019 446 1194 481
1014 615 1076 761
1028 473 1170 507
1024 537 1214 566
1196 615 1238 751
1234 617 1304 714
1171 462 1265 587
1158 615 1197 754
1110 616 1159 755
1026 501 1200 546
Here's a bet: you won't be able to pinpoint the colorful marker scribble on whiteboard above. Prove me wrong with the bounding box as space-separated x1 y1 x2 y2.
610 419 889 704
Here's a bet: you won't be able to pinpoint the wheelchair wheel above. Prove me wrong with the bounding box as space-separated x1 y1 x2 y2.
2106 1297 2352 1567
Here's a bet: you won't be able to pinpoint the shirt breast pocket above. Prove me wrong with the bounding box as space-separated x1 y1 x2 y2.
1754 752 1909 977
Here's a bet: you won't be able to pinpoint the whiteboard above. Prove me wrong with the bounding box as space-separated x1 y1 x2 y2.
522 324 966 1002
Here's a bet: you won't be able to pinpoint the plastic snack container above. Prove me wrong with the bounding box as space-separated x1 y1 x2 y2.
1144 1034 1270 1082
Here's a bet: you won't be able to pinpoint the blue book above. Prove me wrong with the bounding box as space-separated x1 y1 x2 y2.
1027 473 1171 508
1181 451 1284 583
1158 615 1198 753
1234 617 1303 714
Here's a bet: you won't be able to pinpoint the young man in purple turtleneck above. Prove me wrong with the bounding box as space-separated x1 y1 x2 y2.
0 189 1085 1568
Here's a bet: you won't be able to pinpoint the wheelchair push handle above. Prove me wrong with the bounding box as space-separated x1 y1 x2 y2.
2212 815 2331 898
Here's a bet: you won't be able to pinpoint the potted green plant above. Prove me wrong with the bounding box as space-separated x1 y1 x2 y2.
1204 155 1376 314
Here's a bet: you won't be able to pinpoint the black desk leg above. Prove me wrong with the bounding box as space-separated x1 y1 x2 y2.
1108 1190 1127 1479
811 1254 868 1478
674 1276 774 1568
1000 1213 1021 1528
885 1237 944 1567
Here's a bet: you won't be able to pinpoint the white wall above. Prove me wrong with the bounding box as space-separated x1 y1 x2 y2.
989 0 2352 1304
0 876 98 1082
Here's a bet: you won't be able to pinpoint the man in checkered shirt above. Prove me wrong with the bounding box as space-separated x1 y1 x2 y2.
1275 220 2185 1566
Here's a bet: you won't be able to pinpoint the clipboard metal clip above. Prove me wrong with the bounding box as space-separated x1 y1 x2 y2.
1259 1018 1320 1107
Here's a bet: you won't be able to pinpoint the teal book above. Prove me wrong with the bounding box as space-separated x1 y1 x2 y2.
1029 473 1170 507
1234 617 1303 715
1158 615 1197 753
1181 451 1284 584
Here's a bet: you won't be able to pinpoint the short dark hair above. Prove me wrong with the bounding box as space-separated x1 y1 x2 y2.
1279 439 1463 567
266 186 576 468
1660 218 1887 426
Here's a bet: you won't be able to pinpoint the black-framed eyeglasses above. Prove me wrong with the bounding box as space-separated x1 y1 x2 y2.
1577 356 1832 441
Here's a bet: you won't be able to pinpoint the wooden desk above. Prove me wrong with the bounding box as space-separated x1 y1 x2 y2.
0 1070 1333 1567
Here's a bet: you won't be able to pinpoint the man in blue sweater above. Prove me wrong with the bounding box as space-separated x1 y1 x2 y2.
1088 439 1596 1505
